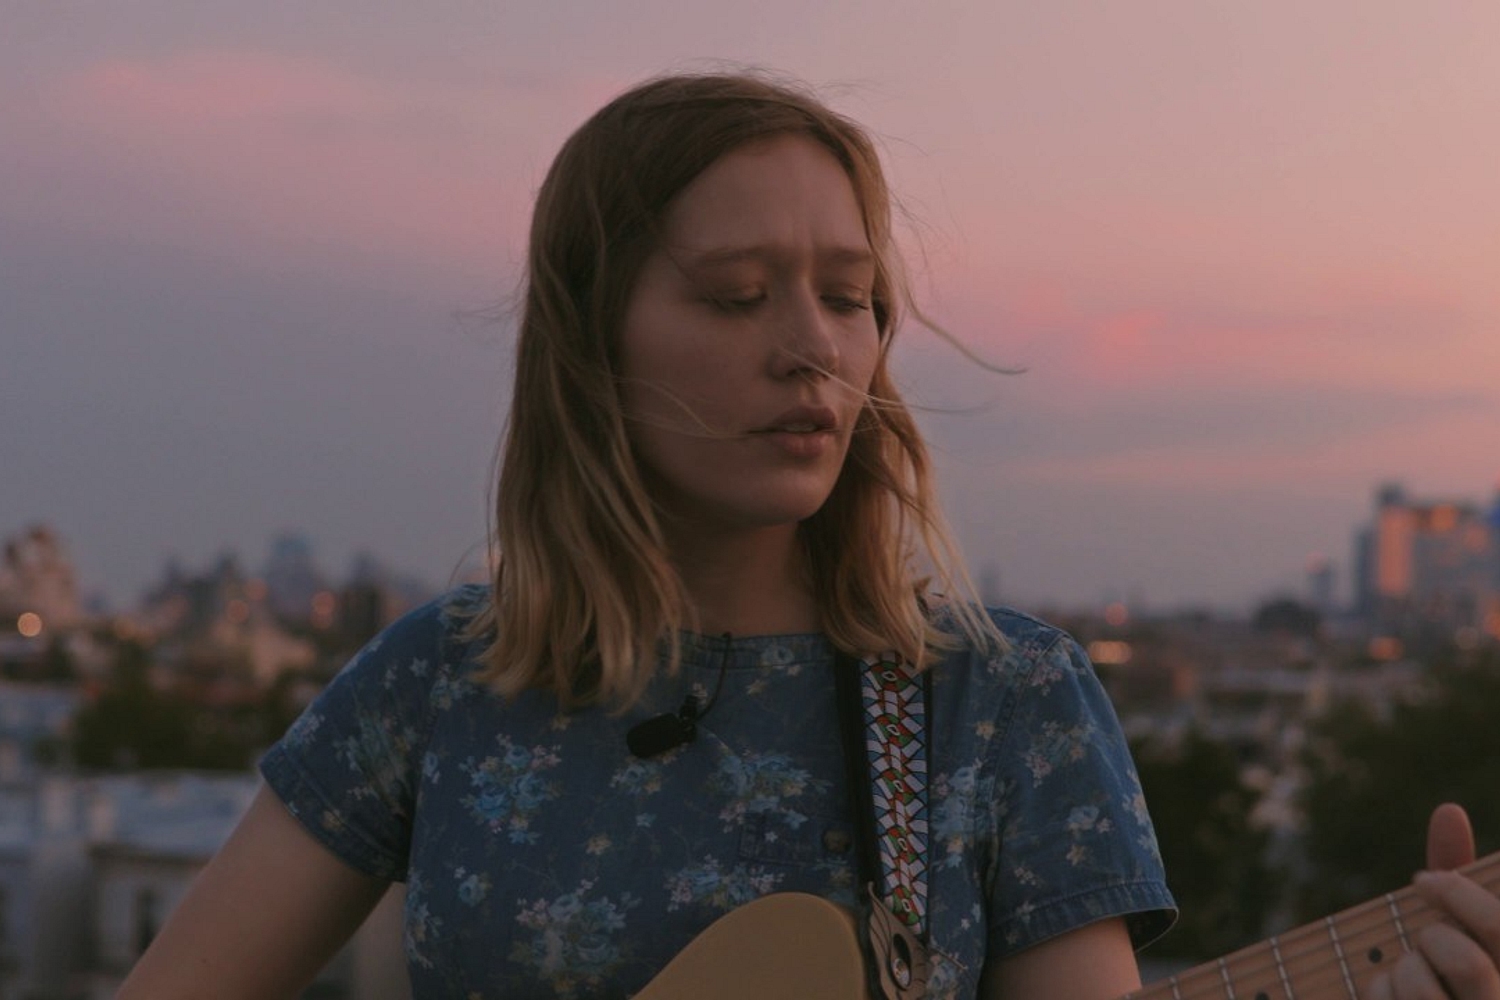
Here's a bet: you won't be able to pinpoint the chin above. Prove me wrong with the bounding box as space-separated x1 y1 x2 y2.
755 495 838 528
651 467 842 534
706 488 838 532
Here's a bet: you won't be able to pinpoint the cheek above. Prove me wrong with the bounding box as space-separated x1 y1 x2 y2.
619 341 748 449
620 321 750 428
846 332 884 395
621 346 733 429
620 292 702 379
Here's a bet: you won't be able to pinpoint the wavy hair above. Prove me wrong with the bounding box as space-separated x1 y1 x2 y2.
469 71 999 708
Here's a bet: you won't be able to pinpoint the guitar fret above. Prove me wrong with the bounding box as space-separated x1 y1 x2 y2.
1384 892 1411 953
1218 957 1237 999
1324 917 1358 999
1120 851 1500 1000
1270 935 1296 999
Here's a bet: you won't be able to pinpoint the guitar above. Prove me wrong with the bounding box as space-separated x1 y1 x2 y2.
636 893 865 999
637 851 1500 999
1124 849 1500 999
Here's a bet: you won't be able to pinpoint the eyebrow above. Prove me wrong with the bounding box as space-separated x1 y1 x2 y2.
680 244 875 270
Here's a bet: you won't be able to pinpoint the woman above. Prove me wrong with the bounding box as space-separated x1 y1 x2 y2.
118 73 1499 1000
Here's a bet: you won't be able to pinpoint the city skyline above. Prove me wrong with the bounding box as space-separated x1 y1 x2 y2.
5 2 1499 614
10 468 1499 617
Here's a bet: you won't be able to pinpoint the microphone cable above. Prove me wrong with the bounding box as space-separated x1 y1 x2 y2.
626 632 732 758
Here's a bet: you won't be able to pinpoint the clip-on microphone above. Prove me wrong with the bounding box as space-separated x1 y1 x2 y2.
626 695 701 758
625 632 733 758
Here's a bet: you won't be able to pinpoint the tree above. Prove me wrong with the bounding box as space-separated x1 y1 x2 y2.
1252 597 1321 638
1132 728 1280 959
1294 647 1500 921
72 641 245 770
40 636 78 681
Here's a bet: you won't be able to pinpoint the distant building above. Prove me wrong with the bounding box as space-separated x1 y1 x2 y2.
0 795 30 998
140 554 318 686
335 552 434 653
1305 555 1336 618
1353 481 1500 639
139 553 247 637
0 683 80 778
203 603 318 687
0 525 84 635
262 532 330 623
3 770 408 1000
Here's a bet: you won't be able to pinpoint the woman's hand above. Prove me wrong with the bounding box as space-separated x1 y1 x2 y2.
1367 804 1500 999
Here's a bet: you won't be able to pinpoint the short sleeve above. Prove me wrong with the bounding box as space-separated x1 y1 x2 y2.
259 591 471 882
987 627 1176 956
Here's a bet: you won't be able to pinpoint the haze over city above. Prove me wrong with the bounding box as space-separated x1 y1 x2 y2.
4 2 1498 614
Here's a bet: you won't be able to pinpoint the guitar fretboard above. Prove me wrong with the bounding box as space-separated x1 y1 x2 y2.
1123 851 1500 1000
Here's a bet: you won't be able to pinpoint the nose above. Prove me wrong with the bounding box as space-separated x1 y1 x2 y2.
769 290 839 381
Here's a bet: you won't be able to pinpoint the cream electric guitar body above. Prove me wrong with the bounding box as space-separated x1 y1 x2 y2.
637 852 1500 1000
634 893 866 999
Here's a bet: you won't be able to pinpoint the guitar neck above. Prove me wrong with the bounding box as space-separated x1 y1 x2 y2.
1124 851 1500 1000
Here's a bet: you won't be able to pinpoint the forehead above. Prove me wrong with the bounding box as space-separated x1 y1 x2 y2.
656 133 871 262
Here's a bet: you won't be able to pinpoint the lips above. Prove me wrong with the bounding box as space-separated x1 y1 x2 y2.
755 405 838 435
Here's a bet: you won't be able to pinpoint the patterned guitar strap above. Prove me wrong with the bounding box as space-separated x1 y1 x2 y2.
835 650 932 1000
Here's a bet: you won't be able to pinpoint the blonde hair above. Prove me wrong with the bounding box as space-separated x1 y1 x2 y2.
470 71 999 708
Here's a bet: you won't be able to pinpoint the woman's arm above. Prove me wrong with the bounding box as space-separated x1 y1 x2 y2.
116 784 391 1000
978 916 1142 1000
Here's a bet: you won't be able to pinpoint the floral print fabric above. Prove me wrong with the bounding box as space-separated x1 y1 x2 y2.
260 586 1175 998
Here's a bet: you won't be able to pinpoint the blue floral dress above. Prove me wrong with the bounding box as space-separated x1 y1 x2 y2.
260 585 1174 998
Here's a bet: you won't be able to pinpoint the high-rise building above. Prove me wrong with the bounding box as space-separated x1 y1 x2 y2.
261 532 328 622
1354 481 1500 638
1305 554 1336 617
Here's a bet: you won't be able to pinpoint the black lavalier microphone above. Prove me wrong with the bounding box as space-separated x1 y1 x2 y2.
626 633 733 758
626 694 702 758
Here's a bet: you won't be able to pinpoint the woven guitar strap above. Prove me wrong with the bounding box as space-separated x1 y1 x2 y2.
835 650 932 1000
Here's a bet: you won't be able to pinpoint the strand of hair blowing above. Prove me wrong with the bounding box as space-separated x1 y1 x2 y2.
804 359 985 671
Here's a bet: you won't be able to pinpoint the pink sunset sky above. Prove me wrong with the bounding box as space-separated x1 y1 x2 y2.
4 1 1498 612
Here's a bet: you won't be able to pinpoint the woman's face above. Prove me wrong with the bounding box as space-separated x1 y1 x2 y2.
618 133 882 539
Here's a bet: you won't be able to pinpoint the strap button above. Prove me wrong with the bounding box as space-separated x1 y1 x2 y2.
890 954 912 988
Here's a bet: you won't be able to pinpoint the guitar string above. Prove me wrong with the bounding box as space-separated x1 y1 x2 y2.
1149 866 1496 1000
1144 855 1500 1000
1127 852 1500 1000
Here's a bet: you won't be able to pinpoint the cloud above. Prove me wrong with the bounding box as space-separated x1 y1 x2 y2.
908 274 1484 404
904 326 1499 492
48 50 396 129
39 48 617 149
9 50 617 284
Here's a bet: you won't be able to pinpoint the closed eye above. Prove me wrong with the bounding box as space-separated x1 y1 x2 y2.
822 294 871 315
707 293 766 314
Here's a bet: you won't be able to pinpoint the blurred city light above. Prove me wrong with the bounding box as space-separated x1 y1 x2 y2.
1087 639 1133 665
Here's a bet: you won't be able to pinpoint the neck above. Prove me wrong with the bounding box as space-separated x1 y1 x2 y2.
665 522 818 636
